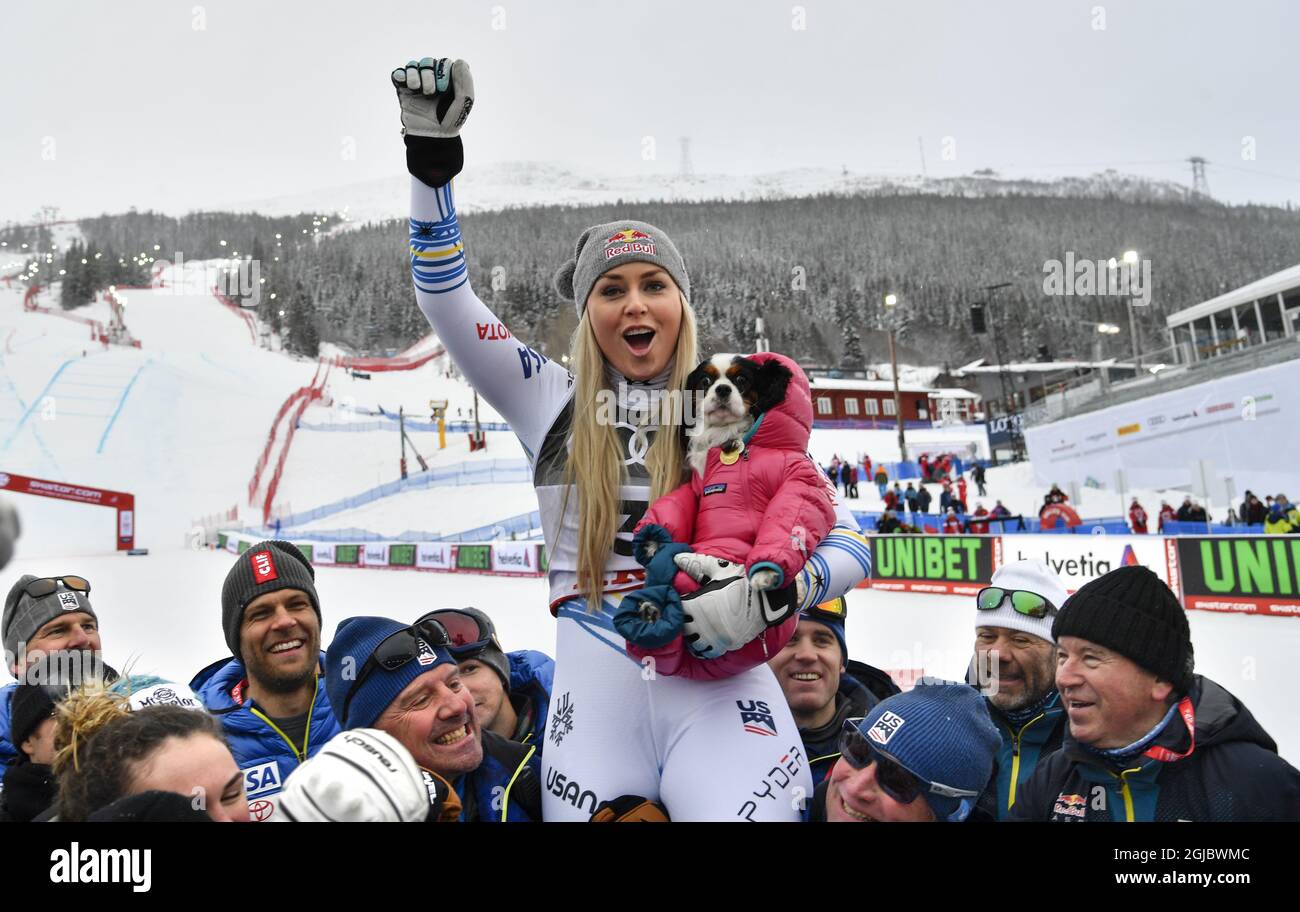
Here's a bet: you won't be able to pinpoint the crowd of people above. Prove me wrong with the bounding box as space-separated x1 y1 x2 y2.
2 548 1296 823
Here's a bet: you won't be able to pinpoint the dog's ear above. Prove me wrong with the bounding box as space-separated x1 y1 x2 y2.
753 359 792 415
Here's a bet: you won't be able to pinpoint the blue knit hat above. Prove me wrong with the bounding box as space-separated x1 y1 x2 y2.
324 616 457 729
854 679 999 822
801 596 848 665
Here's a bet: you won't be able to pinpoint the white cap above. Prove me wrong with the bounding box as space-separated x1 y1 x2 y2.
975 559 1069 644
276 728 431 822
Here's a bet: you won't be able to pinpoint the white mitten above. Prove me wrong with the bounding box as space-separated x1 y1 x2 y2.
672 552 744 585
390 57 476 138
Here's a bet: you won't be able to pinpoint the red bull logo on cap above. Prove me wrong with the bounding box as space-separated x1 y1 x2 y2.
604 228 656 260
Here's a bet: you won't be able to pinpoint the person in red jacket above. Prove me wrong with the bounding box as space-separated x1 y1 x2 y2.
956 475 968 507
616 352 837 680
943 508 964 534
883 488 898 511
1129 498 1149 534
969 502 990 534
1158 500 1176 532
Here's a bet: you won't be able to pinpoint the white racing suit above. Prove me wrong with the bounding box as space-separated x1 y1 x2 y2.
409 177 872 820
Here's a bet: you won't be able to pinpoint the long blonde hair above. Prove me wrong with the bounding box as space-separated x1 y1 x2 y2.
563 291 699 608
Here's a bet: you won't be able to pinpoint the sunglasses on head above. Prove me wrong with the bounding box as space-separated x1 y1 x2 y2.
976 586 1057 619
340 613 452 727
23 576 91 599
838 718 980 806
424 608 497 656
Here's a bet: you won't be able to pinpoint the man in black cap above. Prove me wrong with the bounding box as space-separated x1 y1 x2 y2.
1012 565 1300 821
1 573 104 767
190 541 340 821
0 683 60 821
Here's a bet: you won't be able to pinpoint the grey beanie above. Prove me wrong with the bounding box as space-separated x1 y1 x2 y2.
221 541 320 660
3 575 97 668
552 220 691 316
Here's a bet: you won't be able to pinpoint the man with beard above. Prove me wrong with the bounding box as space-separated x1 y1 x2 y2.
192 541 340 821
970 560 1069 819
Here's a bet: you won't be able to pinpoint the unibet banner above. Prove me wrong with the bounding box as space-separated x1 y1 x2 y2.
457 544 491 571
1173 536 1300 617
869 535 998 595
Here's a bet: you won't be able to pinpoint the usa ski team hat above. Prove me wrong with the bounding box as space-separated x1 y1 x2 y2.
324 616 458 730
221 541 320 660
3 575 97 668
553 220 691 317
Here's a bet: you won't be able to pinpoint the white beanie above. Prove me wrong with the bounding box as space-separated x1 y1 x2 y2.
975 559 1070 644
276 728 431 823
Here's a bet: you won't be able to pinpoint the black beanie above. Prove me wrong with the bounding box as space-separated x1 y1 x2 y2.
9 683 57 756
221 541 320 660
1053 565 1194 694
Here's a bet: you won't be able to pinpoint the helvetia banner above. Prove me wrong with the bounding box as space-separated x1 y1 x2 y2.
869 535 999 595
1173 536 1300 617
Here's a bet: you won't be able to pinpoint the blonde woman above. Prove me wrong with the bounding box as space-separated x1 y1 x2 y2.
393 57 873 820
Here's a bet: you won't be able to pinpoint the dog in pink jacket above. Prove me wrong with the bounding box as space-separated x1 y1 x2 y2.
614 352 837 680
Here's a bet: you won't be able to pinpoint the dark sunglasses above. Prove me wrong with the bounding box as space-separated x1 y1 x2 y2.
340 614 452 726
976 586 1057 619
24 576 91 599
838 718 979 805
424 608 497 656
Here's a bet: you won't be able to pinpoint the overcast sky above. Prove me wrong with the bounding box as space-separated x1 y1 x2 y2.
2 0 1298 222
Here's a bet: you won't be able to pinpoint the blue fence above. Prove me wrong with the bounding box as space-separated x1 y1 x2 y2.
1160 520 1266 536
262 459 531 531
251 509 543 543
851 511 1131 535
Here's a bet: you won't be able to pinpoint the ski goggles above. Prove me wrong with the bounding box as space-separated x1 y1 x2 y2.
838 718 979 805
340 613 453 726
423 608 499 656
975 586 1057 619
805 596 847 624
21 576 91 599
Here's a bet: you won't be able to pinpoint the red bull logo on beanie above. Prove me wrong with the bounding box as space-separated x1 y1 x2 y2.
604 228 657 260
868 710 905 745
250 550 278 584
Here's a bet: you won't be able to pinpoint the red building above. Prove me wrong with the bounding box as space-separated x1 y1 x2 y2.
806 377 981 426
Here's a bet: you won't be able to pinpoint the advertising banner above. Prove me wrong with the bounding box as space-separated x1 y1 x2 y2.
333 544 361 565
457 544 491 571
1000 534 1170 592
362 544 387 567
1174 536 1300 617
312 543 335 565
387 543 417 567
491 542 538 574
869 535 999 596
416 543 454 570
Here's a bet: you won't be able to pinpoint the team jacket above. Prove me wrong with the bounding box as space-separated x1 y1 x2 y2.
191 655 341 822
406 171 872 613
1009 675 1300 822
507 649 554 749
456 729 542 822
979 691 1067 820
801 660 901 786
0 684 18 769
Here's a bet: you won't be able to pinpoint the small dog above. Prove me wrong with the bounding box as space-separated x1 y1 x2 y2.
683 354 794 591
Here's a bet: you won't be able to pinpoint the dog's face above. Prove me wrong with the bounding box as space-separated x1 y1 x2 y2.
686 354 792 429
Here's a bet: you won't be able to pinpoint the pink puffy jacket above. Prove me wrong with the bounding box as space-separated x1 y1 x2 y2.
626 352 837 679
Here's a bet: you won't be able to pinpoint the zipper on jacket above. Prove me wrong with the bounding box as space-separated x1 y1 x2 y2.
499 744 538 822
1005 712 1044 811
1115 767 1140 822
248 676 321 763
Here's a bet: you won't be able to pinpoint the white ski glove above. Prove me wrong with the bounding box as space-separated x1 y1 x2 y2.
390 57 476 138
674 553 806 658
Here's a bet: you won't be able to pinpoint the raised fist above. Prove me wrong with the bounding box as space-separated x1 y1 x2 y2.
391 57 475 138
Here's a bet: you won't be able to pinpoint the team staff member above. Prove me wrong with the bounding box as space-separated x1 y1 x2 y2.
768 597 898 785
970 560 1069 819
1012 566 1300 821
428 607 554 750
324 613 541 822
192 541 340 821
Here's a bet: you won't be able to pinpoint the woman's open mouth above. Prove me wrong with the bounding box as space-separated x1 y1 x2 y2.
622 327 656 357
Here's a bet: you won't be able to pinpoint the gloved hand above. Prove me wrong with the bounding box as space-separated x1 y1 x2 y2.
590 795 670 822
277 728 436 823
674 552 806 658
390 57 476 137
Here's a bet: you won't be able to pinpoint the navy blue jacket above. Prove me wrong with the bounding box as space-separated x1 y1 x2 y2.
507 649 554 750
455 729 542 822
0 683 17 768
981 692 1067 820
191 655 341 821
1010 676 1300 822
800 660 901 786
